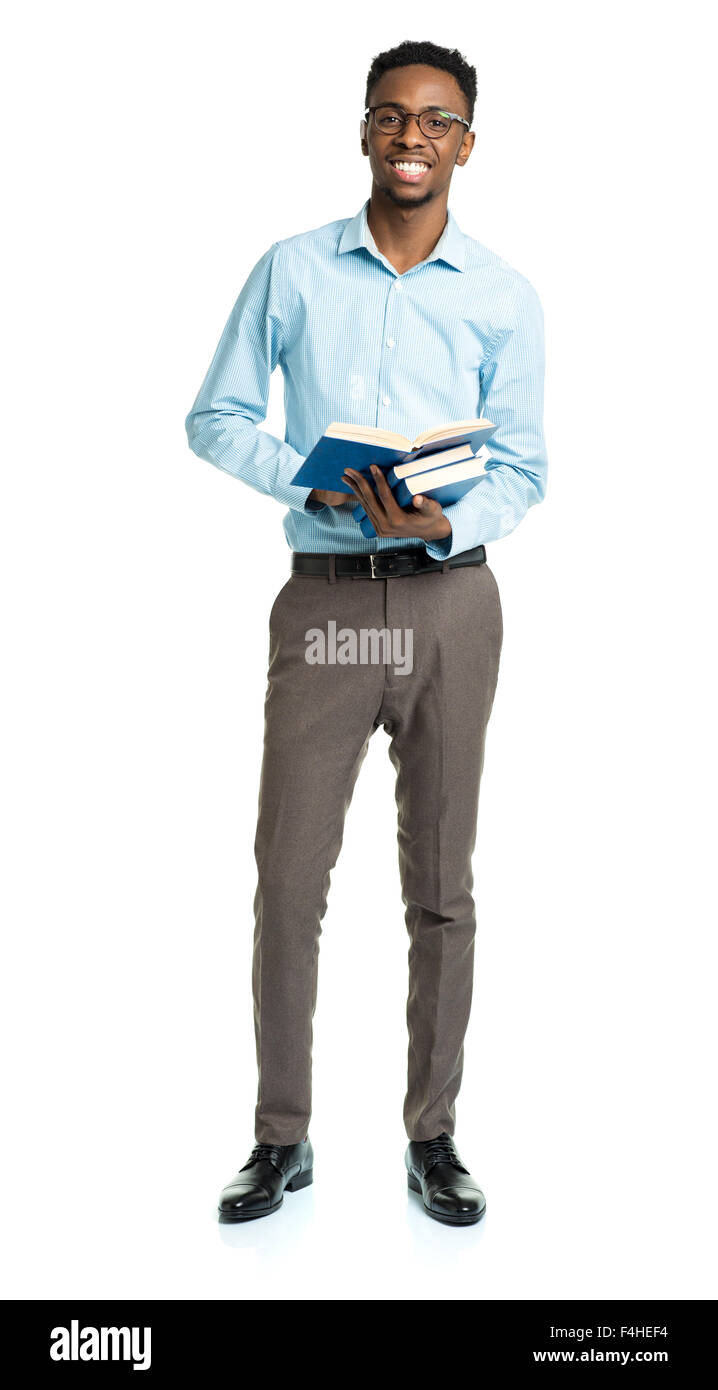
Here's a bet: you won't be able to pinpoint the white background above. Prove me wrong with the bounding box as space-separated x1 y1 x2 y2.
2 0 716 1301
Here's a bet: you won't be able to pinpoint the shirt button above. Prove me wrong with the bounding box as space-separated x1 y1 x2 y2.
386 338 395 348
382 395 391 406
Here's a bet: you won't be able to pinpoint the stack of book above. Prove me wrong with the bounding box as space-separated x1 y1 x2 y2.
291 418 497 539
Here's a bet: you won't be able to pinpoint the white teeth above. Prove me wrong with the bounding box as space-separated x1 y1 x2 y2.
391 161 429 173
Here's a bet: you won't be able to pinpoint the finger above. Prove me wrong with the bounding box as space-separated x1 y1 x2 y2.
411 495 443 515
344 468 387 527
342 467 371 496
344 479 386 534
342 469 375 511
369 464 396 503
370 465 409 522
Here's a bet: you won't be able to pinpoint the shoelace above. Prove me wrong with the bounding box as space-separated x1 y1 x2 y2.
422 1133 467 1173
243 1142 285 1171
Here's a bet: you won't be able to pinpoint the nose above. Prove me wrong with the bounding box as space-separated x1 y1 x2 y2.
395 114 430 155
400 113 425 142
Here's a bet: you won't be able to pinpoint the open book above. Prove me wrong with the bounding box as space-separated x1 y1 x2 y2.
291 418 497 494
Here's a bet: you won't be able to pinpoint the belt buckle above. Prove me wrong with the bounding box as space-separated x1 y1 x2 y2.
369 550 417 579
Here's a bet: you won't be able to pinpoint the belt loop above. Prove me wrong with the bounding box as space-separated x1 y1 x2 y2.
441 558 450 574
328 553 337 585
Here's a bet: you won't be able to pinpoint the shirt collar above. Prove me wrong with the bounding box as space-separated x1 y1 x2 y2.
338 197 465 272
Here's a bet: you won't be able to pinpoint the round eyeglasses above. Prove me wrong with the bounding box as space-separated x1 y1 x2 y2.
364 104 470 139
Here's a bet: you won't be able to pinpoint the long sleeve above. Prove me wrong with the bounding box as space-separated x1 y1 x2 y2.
184 242 317 513
424 275 548 559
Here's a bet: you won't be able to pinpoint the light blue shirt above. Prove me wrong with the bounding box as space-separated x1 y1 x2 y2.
185 197 547 558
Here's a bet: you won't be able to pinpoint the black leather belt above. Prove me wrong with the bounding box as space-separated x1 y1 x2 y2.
291 544 486 580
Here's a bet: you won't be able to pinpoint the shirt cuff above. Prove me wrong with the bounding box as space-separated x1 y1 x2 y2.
423 507 477 561
303 492 329 514
274 478 322 513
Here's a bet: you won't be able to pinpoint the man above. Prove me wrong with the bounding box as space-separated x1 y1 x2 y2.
185 38 547 1226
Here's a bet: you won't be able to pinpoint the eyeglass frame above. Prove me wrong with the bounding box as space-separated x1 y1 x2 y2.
363 104 471 139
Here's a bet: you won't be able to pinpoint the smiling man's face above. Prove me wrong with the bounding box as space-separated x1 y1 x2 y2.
361 63 474 209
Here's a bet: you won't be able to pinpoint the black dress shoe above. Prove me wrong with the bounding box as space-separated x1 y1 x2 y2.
218 1139 313 1222
406 1132 486 1226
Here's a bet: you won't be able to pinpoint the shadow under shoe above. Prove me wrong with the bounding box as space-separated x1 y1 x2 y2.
218 1139 313 1222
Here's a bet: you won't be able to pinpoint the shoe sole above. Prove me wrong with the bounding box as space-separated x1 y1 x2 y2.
218 1168 313 1222
407 1171 486 1226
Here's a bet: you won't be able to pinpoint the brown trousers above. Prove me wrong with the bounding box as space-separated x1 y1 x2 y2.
251 561 503 1143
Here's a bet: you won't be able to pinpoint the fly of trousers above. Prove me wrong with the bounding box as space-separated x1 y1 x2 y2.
251 561 503 1144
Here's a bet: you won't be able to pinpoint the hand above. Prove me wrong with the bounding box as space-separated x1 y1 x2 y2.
308 488 355 507
341 465 452 543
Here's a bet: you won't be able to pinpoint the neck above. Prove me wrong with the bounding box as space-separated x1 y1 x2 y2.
366 188 449 274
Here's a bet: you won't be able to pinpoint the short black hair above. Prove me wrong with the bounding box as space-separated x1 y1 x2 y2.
365 39 477 127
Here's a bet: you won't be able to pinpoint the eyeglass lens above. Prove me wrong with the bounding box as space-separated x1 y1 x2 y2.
373 106 454 138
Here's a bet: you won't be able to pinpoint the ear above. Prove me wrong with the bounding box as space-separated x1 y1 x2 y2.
457 129 475 166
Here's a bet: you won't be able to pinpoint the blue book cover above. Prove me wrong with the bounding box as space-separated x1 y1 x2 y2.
392 473 485 508
291 436 407 494
291 420 497 494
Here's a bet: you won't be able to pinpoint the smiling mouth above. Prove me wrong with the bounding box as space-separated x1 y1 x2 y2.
388 159 432 181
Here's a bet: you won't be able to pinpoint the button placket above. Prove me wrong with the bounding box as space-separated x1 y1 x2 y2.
378 277 403 417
